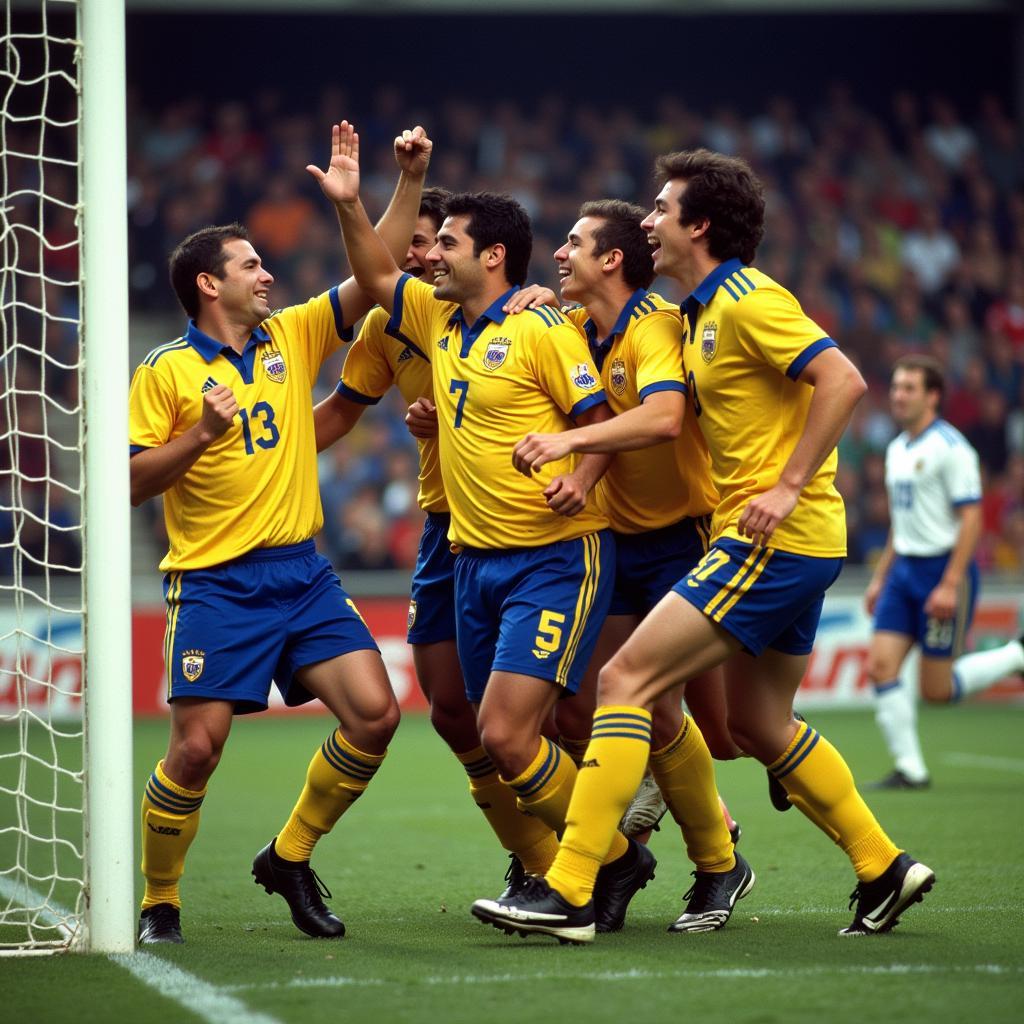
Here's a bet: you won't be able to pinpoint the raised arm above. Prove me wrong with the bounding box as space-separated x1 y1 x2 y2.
737 345 867 546
307 121 425 319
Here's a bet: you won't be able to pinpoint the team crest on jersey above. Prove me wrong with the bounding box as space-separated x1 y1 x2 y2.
572 363 598 390
483 337 511 371
610 358 627 396
262 349 287 382
915 459 925 473
701 322 718 363
437 336 449 351
181 649 205 682
407 600 417 631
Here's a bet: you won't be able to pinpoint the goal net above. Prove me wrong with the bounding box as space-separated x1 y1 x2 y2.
0 0 132 955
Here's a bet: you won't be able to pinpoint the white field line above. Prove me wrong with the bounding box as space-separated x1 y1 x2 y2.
942 752 1024 774
223 963 1023 992
0 876 281 1024
0 876 77 946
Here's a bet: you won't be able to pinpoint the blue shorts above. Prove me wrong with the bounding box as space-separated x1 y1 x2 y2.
453 531 615 702
672 537 843 656
407 512 457 645
611 515 711 617
874 553 979 658
163 540 378 714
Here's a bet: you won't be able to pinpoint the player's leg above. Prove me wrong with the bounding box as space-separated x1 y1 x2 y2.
138 696 234 944
867 629 925 787
253 550 397 938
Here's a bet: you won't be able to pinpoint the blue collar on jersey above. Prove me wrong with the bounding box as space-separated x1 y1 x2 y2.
185 320 270 385
449 287 519 358
584 288 650 371
680 257 745 336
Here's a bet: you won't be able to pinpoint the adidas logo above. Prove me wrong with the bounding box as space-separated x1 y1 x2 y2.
581 758 600 769
437 336 449 351
397 347 413 363
147 823 182 836
200 376 218 393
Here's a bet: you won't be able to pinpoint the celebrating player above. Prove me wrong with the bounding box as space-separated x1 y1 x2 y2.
129 123 430 944
472 148 934 944
866 355 1024 788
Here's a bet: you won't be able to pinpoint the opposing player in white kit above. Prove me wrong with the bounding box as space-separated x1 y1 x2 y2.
865 355 1024 788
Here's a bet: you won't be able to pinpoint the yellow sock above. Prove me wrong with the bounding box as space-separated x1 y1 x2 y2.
558 735 591 766
649 715 734 873
546 706 652 906
504 737 578 836
769 721 900 881
457 745 559 876
275 728 385 862
140 760 204 910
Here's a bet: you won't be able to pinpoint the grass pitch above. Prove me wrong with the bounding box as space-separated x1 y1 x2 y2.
2 705 1023 1024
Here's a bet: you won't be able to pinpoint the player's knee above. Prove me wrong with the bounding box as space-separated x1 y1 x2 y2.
168 732 223 787
866 651 900 684
355 693 401 749
596 660 645 707
703 730 742 761
477 721 528 779
428 698 478 751
724 716 774 764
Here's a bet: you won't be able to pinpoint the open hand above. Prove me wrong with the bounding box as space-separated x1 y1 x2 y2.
307 121 360 203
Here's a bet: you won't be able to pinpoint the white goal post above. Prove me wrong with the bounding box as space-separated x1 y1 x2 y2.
0 0 132 954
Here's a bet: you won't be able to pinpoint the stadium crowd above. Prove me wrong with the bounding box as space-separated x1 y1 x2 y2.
10 82 1024 576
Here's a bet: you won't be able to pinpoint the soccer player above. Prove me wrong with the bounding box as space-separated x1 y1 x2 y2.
313 186 558 887
866 355 1024 788
498 200 752 933
325 121 657 931
472 148 934 944
129 123 431 944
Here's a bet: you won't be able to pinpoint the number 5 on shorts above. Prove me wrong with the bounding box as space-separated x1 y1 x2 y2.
534 609 566 655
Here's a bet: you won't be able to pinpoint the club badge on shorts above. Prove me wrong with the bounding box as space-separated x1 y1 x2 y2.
407 600 418 631
262 349 287 382
181 649 206 682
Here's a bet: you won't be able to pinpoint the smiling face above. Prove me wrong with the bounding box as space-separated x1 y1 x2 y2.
403 214 440 277
889 366 938 431
425 214 488 305
553 216 609 303
641 179 695 283
205 237 274 326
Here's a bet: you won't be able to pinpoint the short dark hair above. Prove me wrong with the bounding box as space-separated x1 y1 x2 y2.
442 191 532 286
894 354 945 400
419 187 451 233
578 199 655 290
169 223 249 319
654 149 765 265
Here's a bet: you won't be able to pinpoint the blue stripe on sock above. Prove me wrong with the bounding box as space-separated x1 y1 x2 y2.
873 679 902 695
774 730 820 779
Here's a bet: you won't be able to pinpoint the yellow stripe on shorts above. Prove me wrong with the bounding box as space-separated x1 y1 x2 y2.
163 572 183 698
710 546 774 623
702 546 760 619
557 533 600 687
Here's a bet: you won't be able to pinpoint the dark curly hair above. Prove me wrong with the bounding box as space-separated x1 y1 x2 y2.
654 149 765 266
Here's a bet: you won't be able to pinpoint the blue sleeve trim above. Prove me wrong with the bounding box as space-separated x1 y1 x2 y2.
327 286 354 342
129 445 147 455
382 274 428 360
952 496 981 507
786 338 837 381
680 380 690 396
638 380 687 402
335 381 381 406
569 391 608 421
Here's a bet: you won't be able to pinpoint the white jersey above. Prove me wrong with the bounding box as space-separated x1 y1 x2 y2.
885 418 981 556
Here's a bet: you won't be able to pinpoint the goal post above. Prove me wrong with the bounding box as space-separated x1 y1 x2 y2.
0 0 132 955
80 0 133 954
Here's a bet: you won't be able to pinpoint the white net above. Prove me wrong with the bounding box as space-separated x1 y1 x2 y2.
0 0 85 954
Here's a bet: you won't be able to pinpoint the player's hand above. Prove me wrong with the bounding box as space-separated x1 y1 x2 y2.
737 481 801 547
864 577 884 616
307 121 360 203
502 285 558 315
512 432 575 476
196 384 238 445
394 125 433 178
924 580 957 621
405 397 438 439
544 473 586 516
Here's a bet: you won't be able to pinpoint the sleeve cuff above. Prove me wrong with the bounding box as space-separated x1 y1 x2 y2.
952 496 981 507
786 337 837 381
638 380 686 402
383 274 429 360
129 444 147 455
328 285 355 342
335 380 381 406
569 391 608 420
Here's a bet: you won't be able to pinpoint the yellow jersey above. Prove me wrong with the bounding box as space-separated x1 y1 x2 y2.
337 305 447 514
565 290 717 533
387 274 609 549
680 259 846 557
129 288 351 571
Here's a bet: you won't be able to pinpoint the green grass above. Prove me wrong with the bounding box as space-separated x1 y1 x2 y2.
2 706 1023 1023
